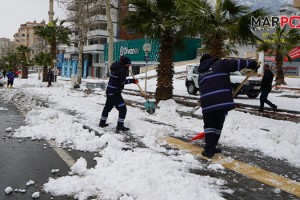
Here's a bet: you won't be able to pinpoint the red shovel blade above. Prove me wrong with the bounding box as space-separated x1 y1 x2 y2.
190 132 205 141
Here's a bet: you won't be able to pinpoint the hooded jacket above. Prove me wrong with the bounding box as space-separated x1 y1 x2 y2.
106 61 134 94
198 58 255 113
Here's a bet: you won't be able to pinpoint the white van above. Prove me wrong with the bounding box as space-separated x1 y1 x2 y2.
185 64 261 98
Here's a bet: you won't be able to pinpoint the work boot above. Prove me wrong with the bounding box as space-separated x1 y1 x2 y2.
99 123 109 128
201 151 214 158
215 148 222 153
116 125 130 132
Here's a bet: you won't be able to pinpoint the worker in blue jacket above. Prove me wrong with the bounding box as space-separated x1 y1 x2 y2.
6 69 19 89
99 56 138 131
198 54 258 158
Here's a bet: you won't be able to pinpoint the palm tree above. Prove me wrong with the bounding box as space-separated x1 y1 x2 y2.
177 0 266 58
34 52 51 81
257 25 300 85
34 19 71 72
16 45 30 79
122 0 189 103
3 53 18 71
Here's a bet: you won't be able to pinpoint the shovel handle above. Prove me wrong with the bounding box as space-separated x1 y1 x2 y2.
232 61 261 97
129 69 147 98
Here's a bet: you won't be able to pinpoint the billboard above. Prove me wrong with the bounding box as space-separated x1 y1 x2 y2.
264 61 300 76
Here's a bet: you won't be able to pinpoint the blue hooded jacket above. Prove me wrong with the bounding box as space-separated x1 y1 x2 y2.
198 58 255 113
7 71 16 81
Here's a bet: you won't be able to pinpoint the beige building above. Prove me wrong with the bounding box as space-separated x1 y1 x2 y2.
14 20 48 60
0 37 15 60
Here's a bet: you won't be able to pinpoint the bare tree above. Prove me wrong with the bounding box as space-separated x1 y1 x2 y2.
57 0 119 80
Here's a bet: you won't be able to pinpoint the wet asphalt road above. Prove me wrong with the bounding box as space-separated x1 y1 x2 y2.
0 99 72 200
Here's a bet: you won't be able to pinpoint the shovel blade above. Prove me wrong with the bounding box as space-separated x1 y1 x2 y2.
144 101 155 114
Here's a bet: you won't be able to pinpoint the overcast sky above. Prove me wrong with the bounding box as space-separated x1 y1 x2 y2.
0 0 65 40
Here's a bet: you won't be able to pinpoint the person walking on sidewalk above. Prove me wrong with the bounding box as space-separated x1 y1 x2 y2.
198 54 258 158
259 64 277 112
99 56 139 131
47 67 54 87
3 69 6 78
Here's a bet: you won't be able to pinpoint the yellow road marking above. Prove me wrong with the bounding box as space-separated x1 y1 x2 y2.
163 137 300 197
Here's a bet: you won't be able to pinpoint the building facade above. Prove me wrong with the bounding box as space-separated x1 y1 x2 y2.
60 1 201 79
0 37 15 60
13 20 48 60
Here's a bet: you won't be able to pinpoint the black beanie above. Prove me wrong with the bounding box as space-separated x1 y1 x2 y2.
120 56 131 65
200 54 212 63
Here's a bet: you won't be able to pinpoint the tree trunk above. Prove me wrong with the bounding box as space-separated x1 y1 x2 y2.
38 66 41 80
42 65 48 82
77 39 84 84
106 0 114 78
155 32 174 103
209 33 224 59
275 54 285 85
21 65 28 79
50 40 56 68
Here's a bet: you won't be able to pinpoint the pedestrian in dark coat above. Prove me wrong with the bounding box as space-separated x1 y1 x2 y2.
47 67 53 87
99 56 139 131
3 69 6 78
198 54 258 158
259 64 277 112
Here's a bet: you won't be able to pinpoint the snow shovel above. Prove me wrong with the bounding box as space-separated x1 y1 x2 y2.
129 69 156 114
232 61 261 98
190 132 205 141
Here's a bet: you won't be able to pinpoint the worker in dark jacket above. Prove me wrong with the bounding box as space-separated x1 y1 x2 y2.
198 54 258 158
99 56 138 131
259 64 277 112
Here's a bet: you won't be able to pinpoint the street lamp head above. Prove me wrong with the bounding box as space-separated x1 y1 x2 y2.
143 43 152 52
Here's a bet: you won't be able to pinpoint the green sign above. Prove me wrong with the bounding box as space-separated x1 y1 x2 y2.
104 38 201 63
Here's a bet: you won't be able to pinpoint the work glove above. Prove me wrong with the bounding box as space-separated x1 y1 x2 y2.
248 61 259 70
129 79 139 84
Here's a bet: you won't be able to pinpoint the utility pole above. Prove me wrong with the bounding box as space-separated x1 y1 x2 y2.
48 0 54 23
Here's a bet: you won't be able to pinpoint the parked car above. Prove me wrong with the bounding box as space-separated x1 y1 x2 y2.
0 72 6 86
185 64 261 98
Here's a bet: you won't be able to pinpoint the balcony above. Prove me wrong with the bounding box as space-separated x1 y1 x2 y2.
87 29 108 38
69 34 79 41
65 46 78 54
83 44 104 52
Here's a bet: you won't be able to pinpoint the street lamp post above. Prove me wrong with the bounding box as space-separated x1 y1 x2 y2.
143 43 152 96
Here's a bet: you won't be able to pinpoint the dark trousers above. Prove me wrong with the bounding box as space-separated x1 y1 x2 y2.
47 80 52 87
100 93 127 127
259 90 275 111
203 109 227 154
7 80 13 86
